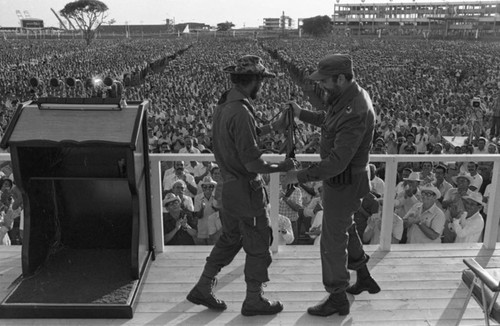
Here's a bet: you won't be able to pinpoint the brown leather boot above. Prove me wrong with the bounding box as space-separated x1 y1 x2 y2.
187 276 227 311
307 291 350 317
241 284 283 316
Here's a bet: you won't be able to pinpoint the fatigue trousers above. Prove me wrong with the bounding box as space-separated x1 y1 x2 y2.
201 207 272 285
320 171 370 294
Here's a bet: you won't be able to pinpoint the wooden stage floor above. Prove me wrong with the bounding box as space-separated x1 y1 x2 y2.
1 243 500 326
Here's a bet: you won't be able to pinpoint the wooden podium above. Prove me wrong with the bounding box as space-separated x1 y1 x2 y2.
0 98 154 318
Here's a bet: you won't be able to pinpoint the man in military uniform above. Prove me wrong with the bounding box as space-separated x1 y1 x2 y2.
285 54 380 317
187 55 295 316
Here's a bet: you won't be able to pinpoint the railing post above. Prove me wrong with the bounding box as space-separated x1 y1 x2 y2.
483 160 500 249
380 157 398 251
269 172 281 253
149 155 165 253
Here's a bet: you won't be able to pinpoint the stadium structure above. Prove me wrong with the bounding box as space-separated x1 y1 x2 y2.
332 1 500 37
263 13 294 30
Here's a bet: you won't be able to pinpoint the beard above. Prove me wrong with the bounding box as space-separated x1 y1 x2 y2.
250 83 260 100
323 89 338 105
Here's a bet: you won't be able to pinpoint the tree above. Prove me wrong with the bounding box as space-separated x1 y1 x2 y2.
302 15 332 37
60 0 109 46
217 21 234 32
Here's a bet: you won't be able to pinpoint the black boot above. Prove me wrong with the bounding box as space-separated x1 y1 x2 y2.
307 291 350 317
241 283 283 316
346 265 381 295
187 275 227 311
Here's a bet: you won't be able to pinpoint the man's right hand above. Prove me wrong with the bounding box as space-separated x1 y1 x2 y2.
280 158 297 172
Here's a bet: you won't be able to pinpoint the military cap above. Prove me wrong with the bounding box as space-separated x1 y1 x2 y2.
308 54 354 81
223 55 275 78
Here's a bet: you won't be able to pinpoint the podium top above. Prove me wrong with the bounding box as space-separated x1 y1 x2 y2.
0 99 149 150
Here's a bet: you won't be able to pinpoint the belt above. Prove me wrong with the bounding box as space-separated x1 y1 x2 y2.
328 165 368 185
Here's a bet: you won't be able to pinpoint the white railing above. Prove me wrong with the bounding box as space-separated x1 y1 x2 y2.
150 153 500 253
3 151 498 254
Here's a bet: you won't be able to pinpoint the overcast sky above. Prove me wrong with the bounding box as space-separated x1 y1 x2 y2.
0 0 488 29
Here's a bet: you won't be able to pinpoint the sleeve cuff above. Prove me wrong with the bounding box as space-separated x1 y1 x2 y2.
297 169 308 184
298 109 316 124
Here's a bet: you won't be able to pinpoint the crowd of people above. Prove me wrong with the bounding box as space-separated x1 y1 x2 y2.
0 35 499 246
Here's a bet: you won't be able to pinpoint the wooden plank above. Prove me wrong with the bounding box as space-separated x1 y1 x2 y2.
1 244 500 326
137 288 470 302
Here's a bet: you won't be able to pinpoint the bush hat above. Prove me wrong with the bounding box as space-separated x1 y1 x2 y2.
452 172 473 184
462 192 484 206
308 54 353 81
163 193 181 206
420 184 441 199
223 55 275 78
403 172 422 182
200 176 217 186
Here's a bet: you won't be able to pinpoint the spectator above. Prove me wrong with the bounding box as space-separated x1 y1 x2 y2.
447 192 485 243
442 172 473 211
399 133 416 154
303 184 323 222
466 162 483 192
433 164 453 208
473 137 488 154
179 136 201 154
279 173 303 244
307 210 323 246
489 92 500 140
353 191 380 240
363 211 403 245
369 164 385 199
163 161 198 197
193 176 221 245
163 193 197 245
167 180 194 212
395 172 422 217
415 128 429 154
275 214 295 245
300 182 321 241
418 162 436 185
403 184 445 244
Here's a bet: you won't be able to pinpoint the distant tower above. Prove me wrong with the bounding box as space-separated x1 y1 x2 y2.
16 10 24 20
16 10 24 27
24 10 31 18
282 11 285 35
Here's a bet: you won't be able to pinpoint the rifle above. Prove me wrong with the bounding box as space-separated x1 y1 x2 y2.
279 104 297 159
279 104 299 193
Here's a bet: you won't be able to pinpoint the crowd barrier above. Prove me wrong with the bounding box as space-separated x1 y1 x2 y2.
149 153 500 253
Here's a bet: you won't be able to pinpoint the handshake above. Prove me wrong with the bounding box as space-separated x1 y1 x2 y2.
278 158 300 185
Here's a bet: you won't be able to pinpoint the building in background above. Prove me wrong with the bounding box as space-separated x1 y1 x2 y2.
263 12 294 30
332 1 499 37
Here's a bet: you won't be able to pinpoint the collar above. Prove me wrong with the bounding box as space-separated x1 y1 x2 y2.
421 202 439 215
225 87 253 105
222 87 256 117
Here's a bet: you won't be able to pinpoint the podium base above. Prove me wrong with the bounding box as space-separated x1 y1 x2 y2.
0 248 152 319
